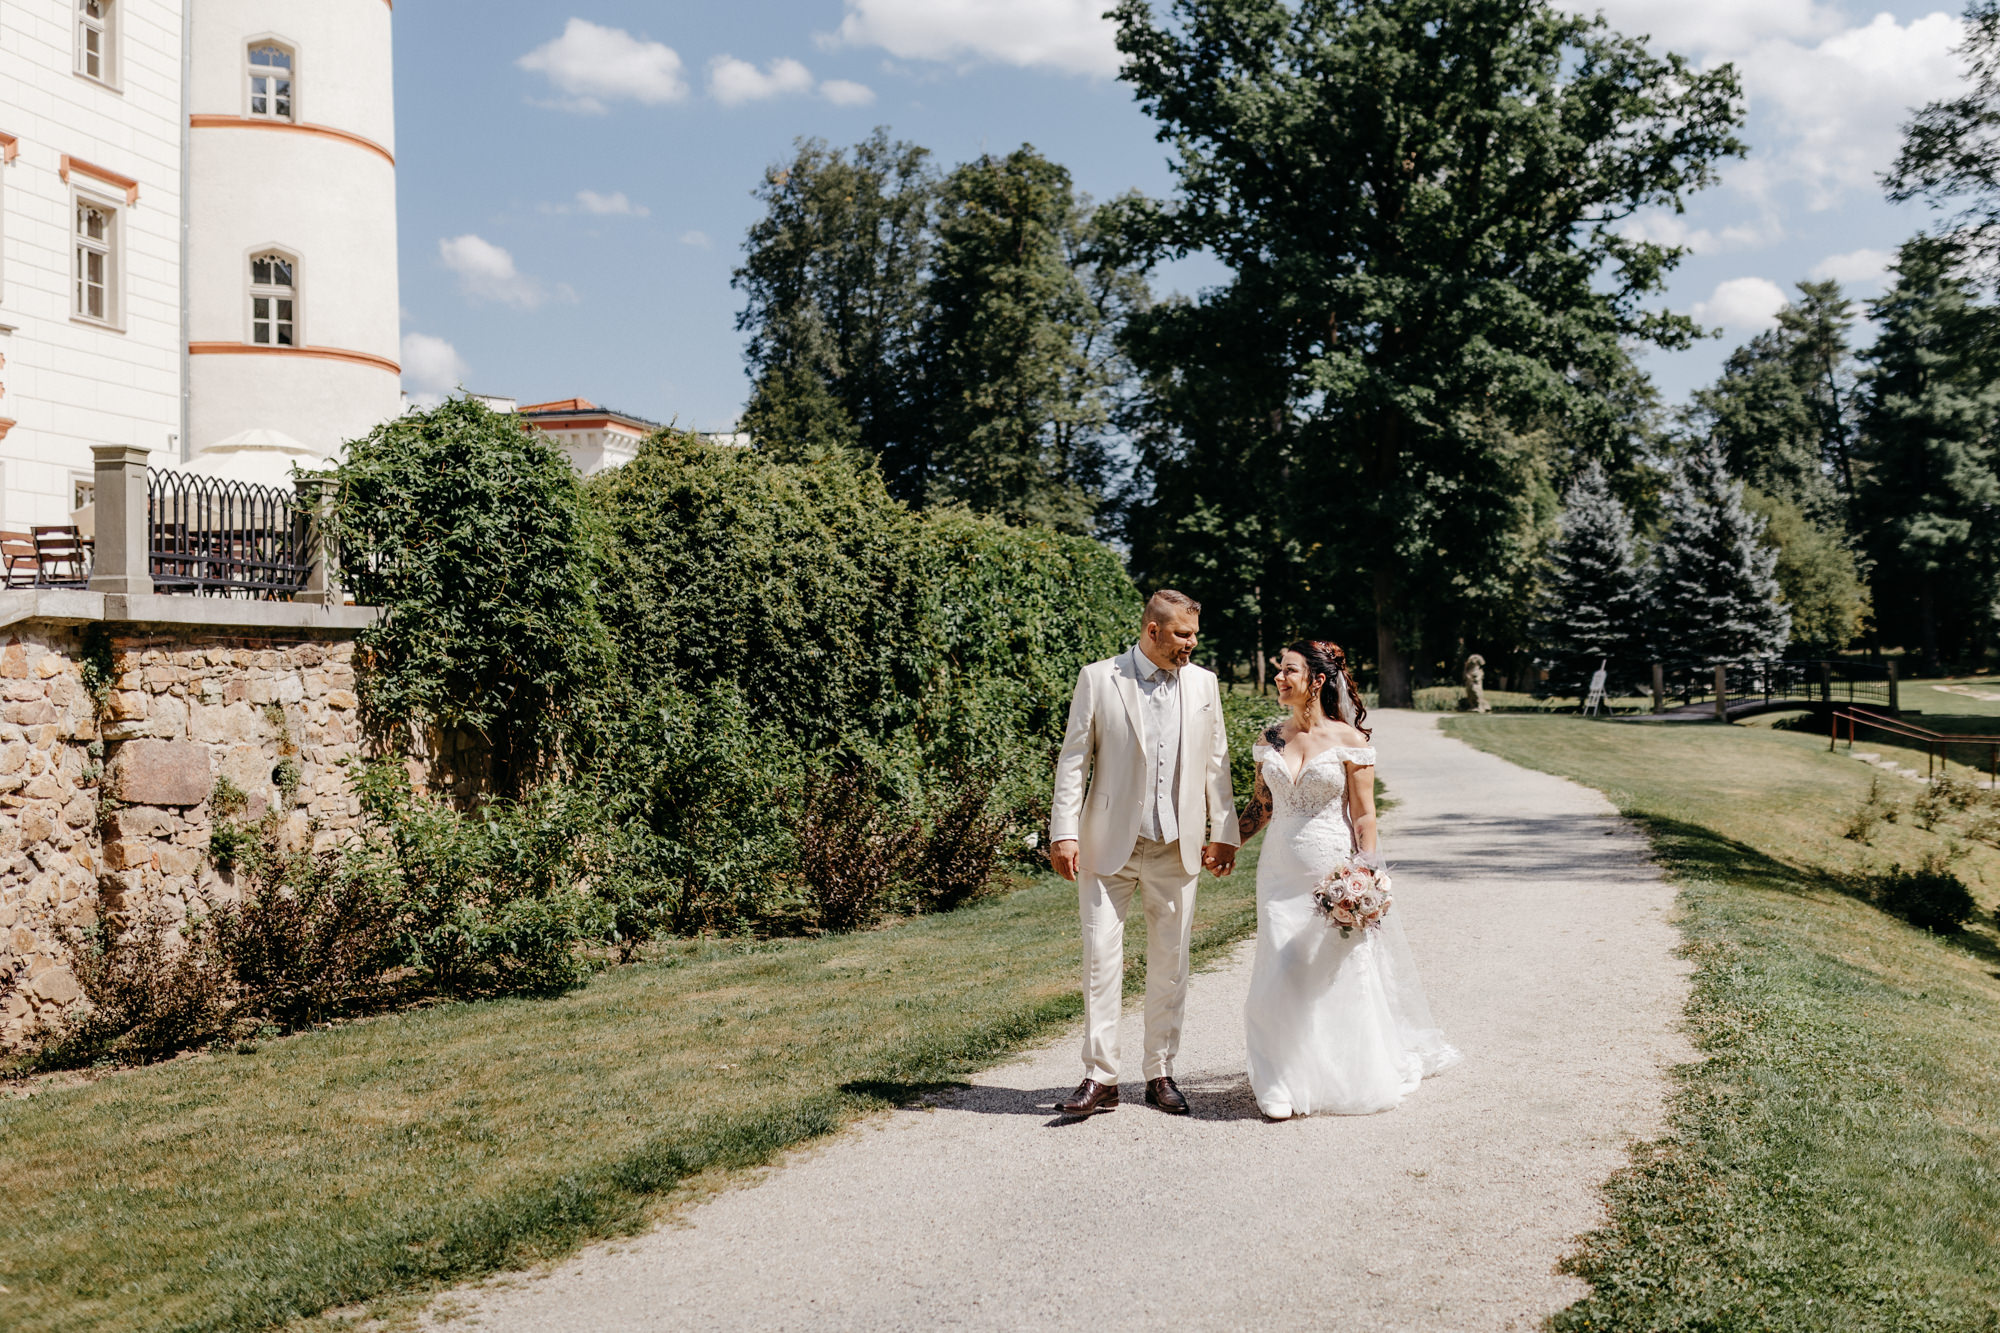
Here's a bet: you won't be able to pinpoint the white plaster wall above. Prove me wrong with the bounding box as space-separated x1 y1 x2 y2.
188 354 398 458
188 0 394 151
0 0 187 528
186 0 398 456
186 136 396 354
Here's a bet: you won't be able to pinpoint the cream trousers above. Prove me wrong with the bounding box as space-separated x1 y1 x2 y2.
1078 836 1198 1083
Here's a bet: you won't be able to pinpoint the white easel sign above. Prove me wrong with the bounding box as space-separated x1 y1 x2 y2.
1584 661 1609 717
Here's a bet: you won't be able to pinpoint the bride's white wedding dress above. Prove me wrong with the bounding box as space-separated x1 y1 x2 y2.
1245 739 1460 1117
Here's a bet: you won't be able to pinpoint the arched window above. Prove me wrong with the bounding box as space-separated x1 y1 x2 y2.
250 252 295 346
77 0 114 84
75 200 115 322
247 42 294 121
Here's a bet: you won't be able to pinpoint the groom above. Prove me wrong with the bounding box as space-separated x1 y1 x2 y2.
1048 590 1240 1118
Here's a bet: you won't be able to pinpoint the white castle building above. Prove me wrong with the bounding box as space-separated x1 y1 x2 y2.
0 0 401 526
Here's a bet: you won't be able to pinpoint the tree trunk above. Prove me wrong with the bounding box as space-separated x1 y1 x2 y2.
1920 571 1941 676
1374 569 1413 708
1254 583 1266 695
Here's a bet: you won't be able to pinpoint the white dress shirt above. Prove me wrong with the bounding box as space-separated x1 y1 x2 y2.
1131 645 1183 844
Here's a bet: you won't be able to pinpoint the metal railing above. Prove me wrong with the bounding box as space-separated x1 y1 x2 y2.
148 470 312 599
1830 708 2000 785
1653 659 1896 716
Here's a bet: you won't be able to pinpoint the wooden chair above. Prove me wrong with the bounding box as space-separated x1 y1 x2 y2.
31 526 90 588
0 532 39 589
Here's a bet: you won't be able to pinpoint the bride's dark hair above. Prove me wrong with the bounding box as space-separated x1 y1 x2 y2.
1285 639 1370 740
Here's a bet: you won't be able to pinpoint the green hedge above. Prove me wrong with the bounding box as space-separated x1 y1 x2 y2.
330 414 1138 947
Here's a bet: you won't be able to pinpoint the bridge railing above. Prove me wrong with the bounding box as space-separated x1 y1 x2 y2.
1650 659 1898 717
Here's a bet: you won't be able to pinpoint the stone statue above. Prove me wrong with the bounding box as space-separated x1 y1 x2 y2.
1458 654 1490 713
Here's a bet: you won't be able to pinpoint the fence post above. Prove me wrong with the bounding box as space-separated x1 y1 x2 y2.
293 473 338 606
1714 664 1728 723
88 444 153 596
1886 660 1899 714
1651 662 1664 714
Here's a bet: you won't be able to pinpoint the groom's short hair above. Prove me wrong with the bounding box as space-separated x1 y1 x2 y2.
1143 589 1201 628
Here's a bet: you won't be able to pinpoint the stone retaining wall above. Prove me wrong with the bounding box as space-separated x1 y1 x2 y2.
0 601 372 1047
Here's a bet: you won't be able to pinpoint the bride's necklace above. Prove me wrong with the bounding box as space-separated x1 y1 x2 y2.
1281 707 1334 782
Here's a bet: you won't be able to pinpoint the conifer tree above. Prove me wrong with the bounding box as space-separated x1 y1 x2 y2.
1534 464 1647 697
1853 236 2000 670
1651 441 1792 663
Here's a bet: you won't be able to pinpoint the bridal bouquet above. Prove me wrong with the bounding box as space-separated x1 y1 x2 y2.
1311 854 1393 938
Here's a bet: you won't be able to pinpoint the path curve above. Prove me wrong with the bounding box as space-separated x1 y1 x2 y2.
428 712 1689 1331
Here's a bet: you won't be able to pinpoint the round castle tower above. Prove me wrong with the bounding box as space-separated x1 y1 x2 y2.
185 0 400 460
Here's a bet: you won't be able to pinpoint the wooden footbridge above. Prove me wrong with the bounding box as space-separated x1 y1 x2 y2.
1630 659 1900 724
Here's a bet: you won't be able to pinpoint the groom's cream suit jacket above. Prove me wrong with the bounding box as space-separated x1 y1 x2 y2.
1050 649 1240 877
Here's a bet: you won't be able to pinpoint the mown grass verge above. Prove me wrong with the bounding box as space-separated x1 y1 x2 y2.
0 846 1262 1333
1443 716 2000 1332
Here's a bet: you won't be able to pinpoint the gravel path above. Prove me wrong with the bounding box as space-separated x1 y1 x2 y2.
427 712 1689 1331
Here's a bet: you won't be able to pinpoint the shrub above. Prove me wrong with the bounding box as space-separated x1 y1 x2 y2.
1841 775 1900 843
35 908 236 1069
1873 854 1977 934
332 397 614 794
797 768 921 933
351 762 608 997
909 764 1011 912
219 842 401 1030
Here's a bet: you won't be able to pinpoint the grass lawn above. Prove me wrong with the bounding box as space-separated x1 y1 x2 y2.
0 843 1264 1333
1444 715 2000 1331
1907 675 2000 719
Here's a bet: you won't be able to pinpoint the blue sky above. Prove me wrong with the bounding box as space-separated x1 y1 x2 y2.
393 1 1971 431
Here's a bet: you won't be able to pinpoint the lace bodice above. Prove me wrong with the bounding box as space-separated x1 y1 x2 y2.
1253 742 1377 821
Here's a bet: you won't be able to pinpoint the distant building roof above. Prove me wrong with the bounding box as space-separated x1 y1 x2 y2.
517 398 663 434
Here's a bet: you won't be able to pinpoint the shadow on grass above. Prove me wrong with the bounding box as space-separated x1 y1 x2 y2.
1638 812 2000 967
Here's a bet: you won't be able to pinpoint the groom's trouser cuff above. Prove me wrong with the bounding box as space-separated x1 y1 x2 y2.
1077 837 1199 1083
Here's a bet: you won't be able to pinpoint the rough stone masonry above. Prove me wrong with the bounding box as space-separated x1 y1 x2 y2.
0 618 367 1047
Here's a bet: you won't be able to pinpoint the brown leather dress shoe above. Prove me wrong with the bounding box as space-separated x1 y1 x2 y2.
1145 1076 1190 1114
1058 1078 1119 1116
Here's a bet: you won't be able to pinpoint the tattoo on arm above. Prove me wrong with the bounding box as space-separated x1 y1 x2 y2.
1238 772 1273 842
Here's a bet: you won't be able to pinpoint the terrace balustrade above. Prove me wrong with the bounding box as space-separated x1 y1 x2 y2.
85 444 338 603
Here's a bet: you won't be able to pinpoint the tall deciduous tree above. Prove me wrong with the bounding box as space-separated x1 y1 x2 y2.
1854 237 2000 670
1533 463 1647 699
1110 0 1743 704
1651 441 1792 664
918 148 1122 532
733 131 935 483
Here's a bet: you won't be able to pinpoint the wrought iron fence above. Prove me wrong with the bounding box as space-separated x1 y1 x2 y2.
1656 659 1894 713
148 469 313 599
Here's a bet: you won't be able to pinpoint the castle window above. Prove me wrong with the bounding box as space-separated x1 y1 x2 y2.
248 43 294 121
77 0 114 85
75 199 116 324
250 252 295 346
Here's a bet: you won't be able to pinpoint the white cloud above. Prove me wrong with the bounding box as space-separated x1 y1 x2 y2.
1556 0 1837 56
518 19 687 114
833 0 1119 77
1810 247 1894 287
439 234 548 309
709 55 816 104
1618 210 1776 255
401 333 469 407
679 230 712 248
820 78 877 106
575 189 649 217
1691 276 1789 332
1739 13 1965 207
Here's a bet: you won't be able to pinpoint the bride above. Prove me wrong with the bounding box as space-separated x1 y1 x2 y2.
1229 640 1460 1118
